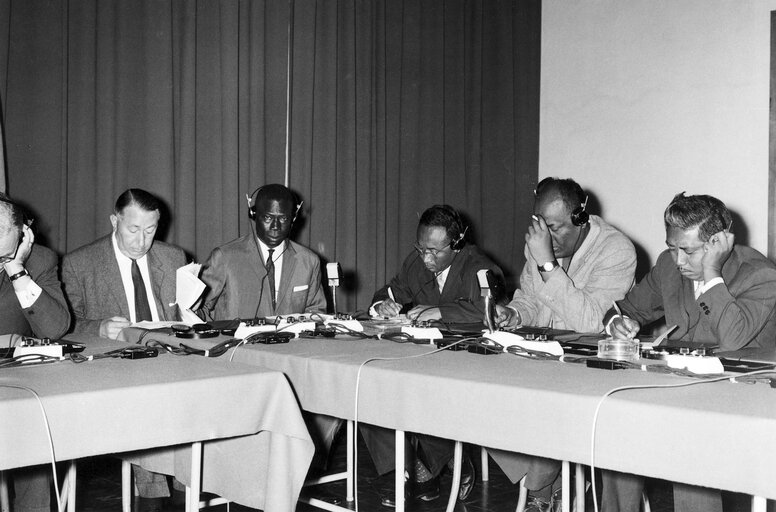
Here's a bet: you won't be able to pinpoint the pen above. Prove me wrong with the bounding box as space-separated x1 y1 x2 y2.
612 300 622 317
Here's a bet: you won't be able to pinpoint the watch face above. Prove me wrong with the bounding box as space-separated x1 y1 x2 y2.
540 261 557 272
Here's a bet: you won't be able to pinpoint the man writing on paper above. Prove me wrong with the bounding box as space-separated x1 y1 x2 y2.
490 177 637 511
0 193 70 512
601 192 776 512
198 183 326 320
366 204 506 506
62 188 185 512
371 204 505 323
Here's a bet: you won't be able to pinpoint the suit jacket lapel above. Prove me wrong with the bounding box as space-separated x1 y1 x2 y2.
101 237 132 320
277 242 297 310
146 247 170 320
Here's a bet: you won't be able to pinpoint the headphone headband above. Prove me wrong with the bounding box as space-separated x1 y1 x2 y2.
247 184 302 222
534 178 589 227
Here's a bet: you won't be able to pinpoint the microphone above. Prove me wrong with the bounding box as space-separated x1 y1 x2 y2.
326 262 342 316
478 269 497 333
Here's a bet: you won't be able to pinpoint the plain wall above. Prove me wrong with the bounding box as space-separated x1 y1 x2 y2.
540 0 776 273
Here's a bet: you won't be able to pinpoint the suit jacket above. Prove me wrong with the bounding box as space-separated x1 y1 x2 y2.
0 244 70 339
607 245 776 351
199 236 327 320
372 244 505 324
62 235 186 335
509 215 636 332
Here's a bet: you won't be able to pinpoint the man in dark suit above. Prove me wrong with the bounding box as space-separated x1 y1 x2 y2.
62 188 186 512
199 183 326 320
0 193 70 512
62 189 185 339
366 205 506 506
603 193 776 512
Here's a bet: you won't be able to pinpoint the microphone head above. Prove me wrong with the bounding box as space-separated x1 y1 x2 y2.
327 262 341 287
477 269 491 289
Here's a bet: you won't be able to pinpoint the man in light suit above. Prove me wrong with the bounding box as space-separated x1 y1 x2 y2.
0 193 70 512
62 188 186 512
62 189 186 339
198 183 326 320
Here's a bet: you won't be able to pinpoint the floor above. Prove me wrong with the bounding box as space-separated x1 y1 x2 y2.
69 432 678 512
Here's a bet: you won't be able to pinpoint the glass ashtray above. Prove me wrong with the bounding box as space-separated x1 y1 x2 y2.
597 337 640 361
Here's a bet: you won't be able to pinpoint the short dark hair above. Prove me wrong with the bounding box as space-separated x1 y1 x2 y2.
664 193 732 242
534 177 586 214
253 184 298 209
114 188 161 215
418 205 465 243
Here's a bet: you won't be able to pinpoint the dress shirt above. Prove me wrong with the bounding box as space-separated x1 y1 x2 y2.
111 234 161 322
2 266 43 309
256 239 286 304
436 266 451 292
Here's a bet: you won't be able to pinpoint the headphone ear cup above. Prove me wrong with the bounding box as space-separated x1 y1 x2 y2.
571 207 589 227
248 207 256 220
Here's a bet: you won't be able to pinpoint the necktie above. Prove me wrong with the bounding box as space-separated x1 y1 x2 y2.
131 259 153 322
266 248 276 311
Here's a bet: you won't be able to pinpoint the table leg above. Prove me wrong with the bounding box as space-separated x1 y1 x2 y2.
188 442 203 512
346 420 354 501
446 442 463 512
574 464 585 512
752 495 766 512
59 461 76 512
561 460 570 512
395 430 405 512
121 460 131 512
0 471 9 512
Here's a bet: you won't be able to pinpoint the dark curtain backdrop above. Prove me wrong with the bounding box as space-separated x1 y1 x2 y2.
0 0 540 313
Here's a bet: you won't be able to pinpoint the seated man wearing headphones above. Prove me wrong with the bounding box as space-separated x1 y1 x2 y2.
199 183 326 320
367 205 506 506
491 178 637 511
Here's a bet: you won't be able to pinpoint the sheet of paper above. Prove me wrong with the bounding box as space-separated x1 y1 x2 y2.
172 263 206 310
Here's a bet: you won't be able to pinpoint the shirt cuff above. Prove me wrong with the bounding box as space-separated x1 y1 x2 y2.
698 277 724 295
15 279 42 309
605 314 624 336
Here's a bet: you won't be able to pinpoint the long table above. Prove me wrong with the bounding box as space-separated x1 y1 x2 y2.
185 335 776 504
0 336 315 512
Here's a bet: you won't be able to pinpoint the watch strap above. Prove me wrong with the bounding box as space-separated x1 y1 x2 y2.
9 269 29 282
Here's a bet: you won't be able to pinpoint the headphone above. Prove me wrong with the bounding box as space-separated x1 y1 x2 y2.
534 178 589 227
430 204 467 251
246 184 303 222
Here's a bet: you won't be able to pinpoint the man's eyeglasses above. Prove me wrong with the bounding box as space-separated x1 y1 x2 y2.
0 231 23 265
413 241 451 258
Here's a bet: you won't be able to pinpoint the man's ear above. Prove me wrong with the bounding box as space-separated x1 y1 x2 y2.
110 214 118 231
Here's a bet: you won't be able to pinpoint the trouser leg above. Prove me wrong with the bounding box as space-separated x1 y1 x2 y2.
12 466 50 512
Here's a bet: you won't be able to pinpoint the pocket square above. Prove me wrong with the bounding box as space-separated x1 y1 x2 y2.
293 285 309 292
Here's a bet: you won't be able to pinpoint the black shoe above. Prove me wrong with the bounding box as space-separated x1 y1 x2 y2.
458 455 475 500
379 476 440 507
414 476 440 502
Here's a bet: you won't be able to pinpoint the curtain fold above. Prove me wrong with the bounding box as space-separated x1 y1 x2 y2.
0 0 539 313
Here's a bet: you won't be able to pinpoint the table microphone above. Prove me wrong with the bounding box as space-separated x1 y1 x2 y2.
478 269 496 333
327 262 342 316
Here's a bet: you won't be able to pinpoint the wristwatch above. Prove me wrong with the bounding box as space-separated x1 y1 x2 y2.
537 260 559 273
9 269 29 281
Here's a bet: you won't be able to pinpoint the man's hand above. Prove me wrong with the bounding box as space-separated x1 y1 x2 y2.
375 298 401 318
525 215 555 266
494 305 519 328
702 229 734 282
99 316 131 339
3 224 34 276
609 316 640 340
408 305 441 322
